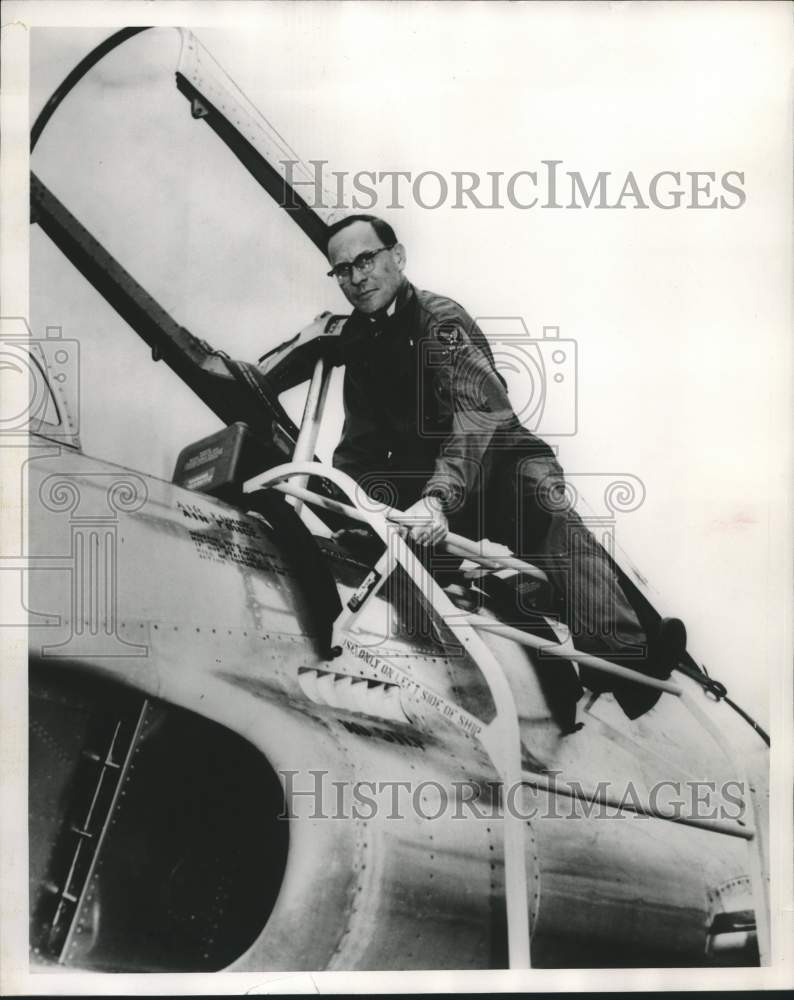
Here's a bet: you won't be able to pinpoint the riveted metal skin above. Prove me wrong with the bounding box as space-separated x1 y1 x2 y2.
27 447 764 971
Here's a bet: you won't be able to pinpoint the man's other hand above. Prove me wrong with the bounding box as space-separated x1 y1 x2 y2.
394 496 449 547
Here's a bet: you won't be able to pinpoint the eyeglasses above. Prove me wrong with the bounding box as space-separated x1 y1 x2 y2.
327 245 395 284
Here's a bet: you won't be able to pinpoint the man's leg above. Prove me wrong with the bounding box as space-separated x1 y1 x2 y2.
504 452 684 717
503 453 643 656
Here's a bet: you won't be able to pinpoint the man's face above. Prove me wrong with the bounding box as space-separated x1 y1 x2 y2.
327 221 406 314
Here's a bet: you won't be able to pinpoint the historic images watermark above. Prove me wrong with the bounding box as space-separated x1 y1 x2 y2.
417 318 578 442
278 769 748 824
0 317 148 655
0 318 80 442
282 159 747 212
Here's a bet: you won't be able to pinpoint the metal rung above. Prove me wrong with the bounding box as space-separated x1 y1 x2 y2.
268 479 548 581
462 614 682 696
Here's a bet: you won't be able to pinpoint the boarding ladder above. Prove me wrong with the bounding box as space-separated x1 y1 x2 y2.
246 356 771 970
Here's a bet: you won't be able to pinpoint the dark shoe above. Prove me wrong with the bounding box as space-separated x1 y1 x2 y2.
649 616 687 678
613 616 687 719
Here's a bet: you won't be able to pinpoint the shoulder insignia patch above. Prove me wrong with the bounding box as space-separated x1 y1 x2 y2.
436 324 460 346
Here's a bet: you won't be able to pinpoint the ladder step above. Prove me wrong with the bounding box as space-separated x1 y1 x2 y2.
464 613 682 695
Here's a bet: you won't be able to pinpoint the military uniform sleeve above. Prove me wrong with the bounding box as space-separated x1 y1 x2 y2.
332 369 389 485
421 321 514 513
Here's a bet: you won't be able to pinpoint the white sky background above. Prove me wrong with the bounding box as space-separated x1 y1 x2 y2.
24 4 792 729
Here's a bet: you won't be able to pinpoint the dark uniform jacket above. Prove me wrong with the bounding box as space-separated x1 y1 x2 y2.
333 281 659 724
333 280 557 542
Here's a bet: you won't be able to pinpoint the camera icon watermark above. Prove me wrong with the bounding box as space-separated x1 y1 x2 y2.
0 317 80 443
417 316 577 441
476 318 577 438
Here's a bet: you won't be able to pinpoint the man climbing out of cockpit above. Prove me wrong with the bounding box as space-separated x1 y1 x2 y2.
322 213 686 721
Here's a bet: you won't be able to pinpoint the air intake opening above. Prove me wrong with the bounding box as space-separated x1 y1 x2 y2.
30 663 288 972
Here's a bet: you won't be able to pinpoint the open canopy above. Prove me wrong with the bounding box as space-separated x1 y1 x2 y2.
30 27 348 479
